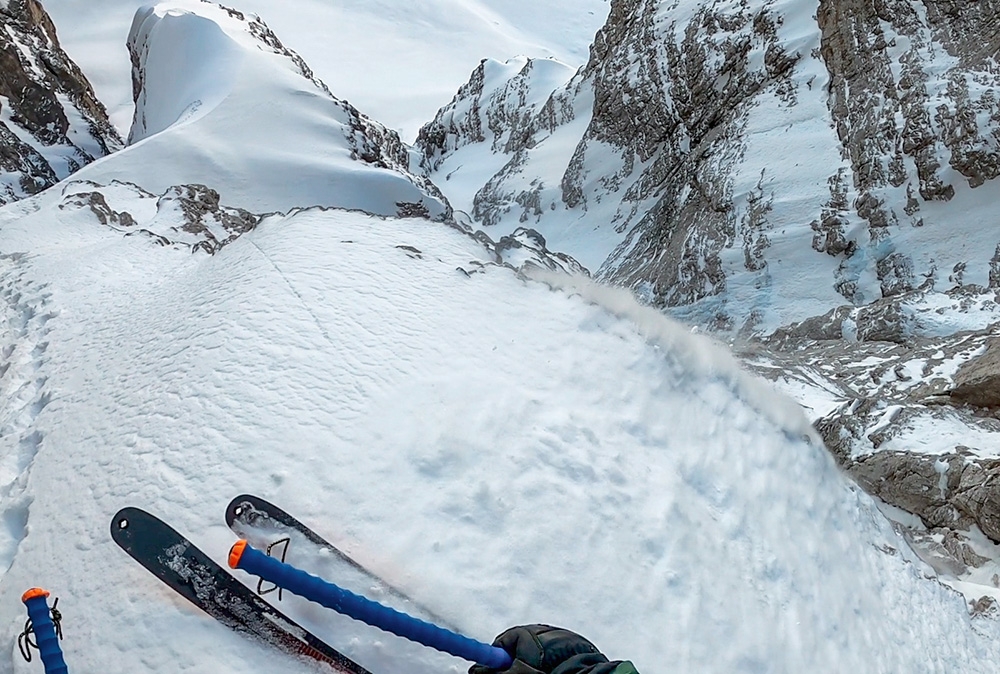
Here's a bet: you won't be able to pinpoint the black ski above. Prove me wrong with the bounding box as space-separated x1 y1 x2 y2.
225 494 458 631
111 507 372 674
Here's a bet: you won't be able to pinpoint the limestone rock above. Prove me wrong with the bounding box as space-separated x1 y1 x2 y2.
419 0 1000 334
949 338 1000 408
0 0 122 204
58 180 261 254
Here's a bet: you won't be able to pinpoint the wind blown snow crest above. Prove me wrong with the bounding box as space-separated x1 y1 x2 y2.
90 0 450 218
528 268 816 439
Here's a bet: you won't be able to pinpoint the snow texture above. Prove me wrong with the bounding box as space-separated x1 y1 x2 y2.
1 180 1000 673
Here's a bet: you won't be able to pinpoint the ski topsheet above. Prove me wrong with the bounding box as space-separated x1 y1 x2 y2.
225 494 459 632
111 507 372 674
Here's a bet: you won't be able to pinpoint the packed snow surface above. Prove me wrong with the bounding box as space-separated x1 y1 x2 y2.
0 186 999 672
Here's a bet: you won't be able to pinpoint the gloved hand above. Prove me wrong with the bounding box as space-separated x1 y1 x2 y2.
468 625 628 674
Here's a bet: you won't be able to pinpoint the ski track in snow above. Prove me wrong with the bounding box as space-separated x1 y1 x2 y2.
0 254 55 577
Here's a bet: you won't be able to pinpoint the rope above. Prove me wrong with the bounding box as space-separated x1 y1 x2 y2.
17 598 63 662
257 537 291 600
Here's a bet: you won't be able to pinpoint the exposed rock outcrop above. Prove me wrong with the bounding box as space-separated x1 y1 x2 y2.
457 226 590 277
0 0 122 204
743 303 1000 600
948 338 1000 408
59 180 262 254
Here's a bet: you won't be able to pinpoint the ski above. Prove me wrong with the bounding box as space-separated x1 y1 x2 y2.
111 507 372 674
225 494 459 632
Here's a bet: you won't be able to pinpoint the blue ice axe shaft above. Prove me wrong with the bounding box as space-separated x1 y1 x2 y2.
229 540 512 669
21 589 69 674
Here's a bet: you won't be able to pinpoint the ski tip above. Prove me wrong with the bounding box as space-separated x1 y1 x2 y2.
228 539 248 569
226 495 257 527
21 588 50 604
111 507 145 541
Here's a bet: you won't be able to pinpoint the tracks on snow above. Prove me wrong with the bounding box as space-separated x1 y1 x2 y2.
0 253 56 573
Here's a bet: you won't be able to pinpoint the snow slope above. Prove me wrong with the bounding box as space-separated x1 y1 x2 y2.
62 2 448 218
2 175 1000 673
41 0 609 139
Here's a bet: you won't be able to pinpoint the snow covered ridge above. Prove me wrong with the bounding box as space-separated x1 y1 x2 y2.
95 0 450 218
0 0 122 205
41 178 583 271
421 0 1000 335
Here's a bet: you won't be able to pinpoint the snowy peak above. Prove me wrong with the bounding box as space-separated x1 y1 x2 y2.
417 56 580 171
125 4 246 144
126 1 333 144
97 0 450 217
0 0 122 204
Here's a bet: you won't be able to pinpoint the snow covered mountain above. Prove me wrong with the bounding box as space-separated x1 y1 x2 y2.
0 0 121 204
39 0 612 138
419 0 1000 334
4 0 1000 672
109 1 449 218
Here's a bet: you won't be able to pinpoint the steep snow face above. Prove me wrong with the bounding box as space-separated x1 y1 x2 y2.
41 0 610 138
2 187 1000 672
125 5 245 143
74 1 449 218
1 1 1000 670
420 0 1000 334
0 0 121 205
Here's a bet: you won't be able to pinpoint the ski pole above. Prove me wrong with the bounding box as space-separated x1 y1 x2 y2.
228 540 512 669
19 588 69 674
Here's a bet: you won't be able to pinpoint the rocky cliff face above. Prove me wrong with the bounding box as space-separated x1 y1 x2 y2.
417 56 584 232
419 0 1000 334
0 0 122 205
814 0 1000 300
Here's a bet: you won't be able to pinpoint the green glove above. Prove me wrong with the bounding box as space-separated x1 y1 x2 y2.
468 625 638 674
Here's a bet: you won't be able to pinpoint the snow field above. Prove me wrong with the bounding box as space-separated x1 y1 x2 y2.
0 198 997 671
